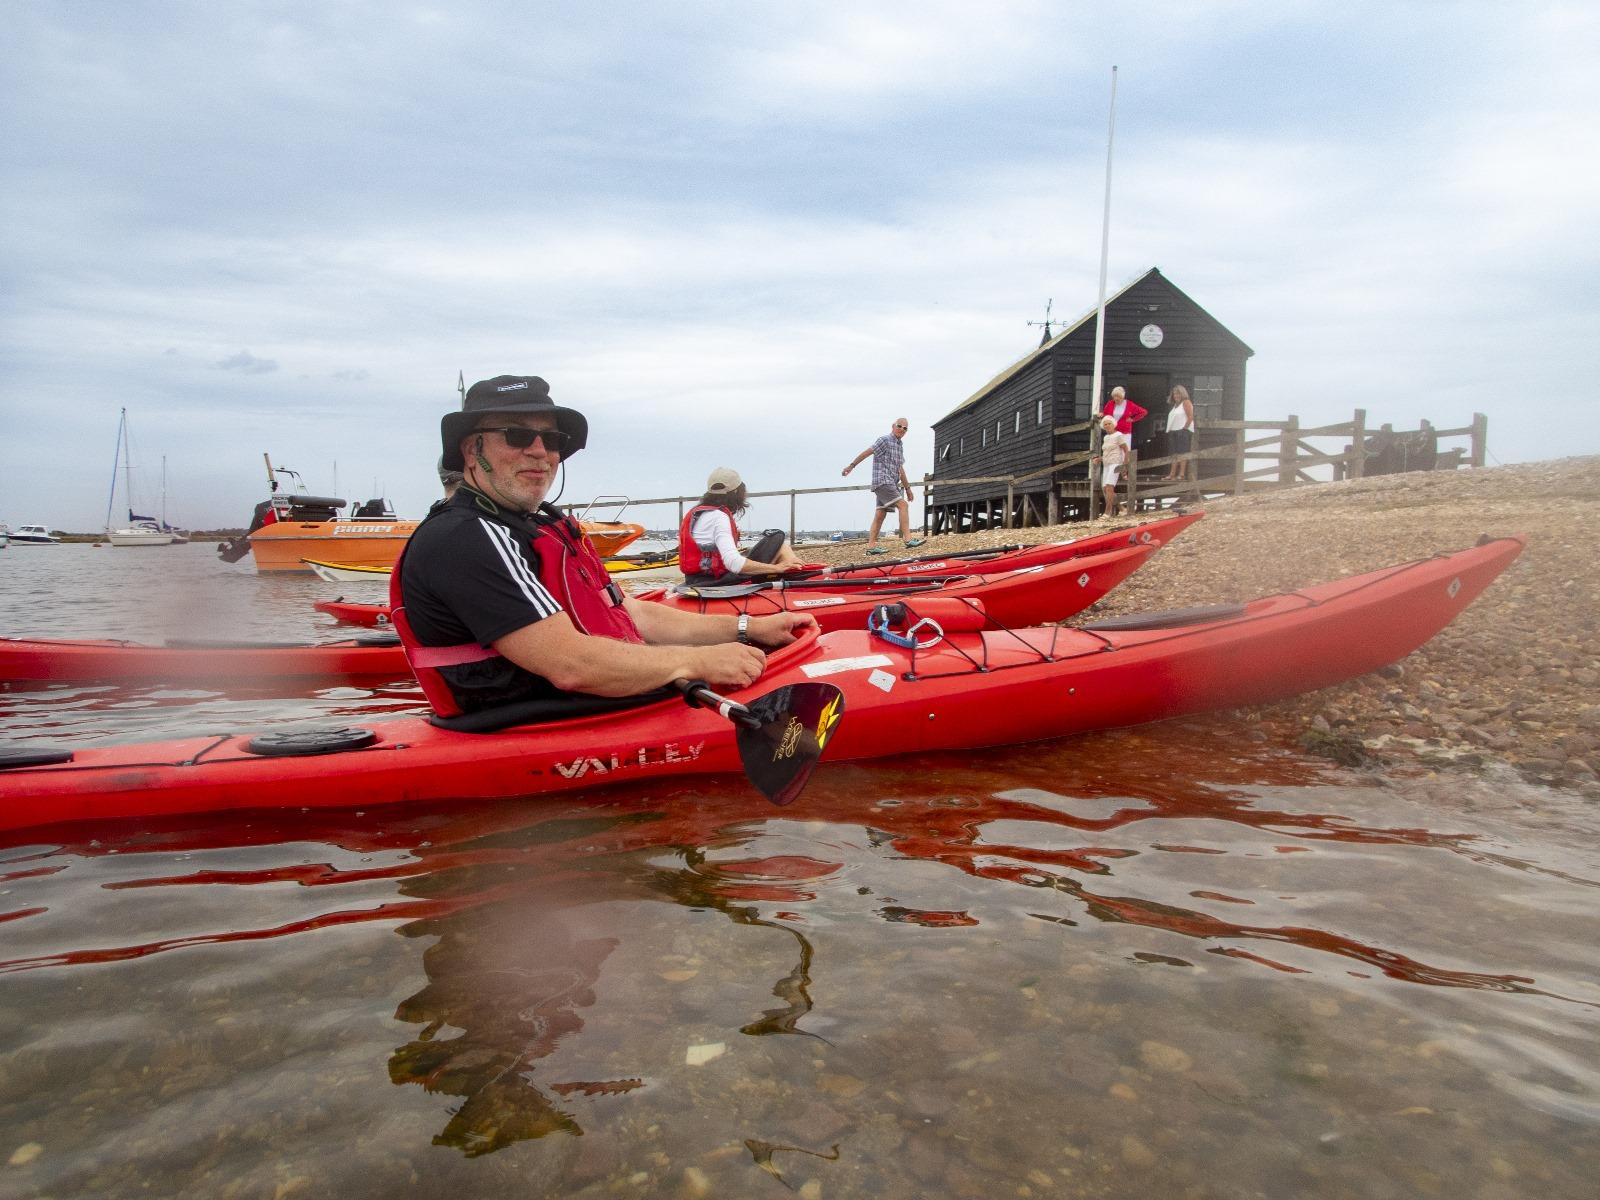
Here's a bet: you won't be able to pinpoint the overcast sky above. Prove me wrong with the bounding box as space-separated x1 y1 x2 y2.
3 1 1596 534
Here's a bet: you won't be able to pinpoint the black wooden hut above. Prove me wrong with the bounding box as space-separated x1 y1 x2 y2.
928 268 1253 528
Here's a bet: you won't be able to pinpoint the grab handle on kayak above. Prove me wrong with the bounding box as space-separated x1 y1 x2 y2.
868 603 946 650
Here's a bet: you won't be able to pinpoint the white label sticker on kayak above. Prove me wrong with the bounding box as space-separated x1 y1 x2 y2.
905 561 949 572
792 596 849 609
867 669 896 693
800 654 895 678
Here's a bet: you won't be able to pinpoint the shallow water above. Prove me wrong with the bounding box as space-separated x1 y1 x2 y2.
2 547 1597 1198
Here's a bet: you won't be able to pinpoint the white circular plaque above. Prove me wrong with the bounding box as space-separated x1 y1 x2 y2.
1138 323 1164 349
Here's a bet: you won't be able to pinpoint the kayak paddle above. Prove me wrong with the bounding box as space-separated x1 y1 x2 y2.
675 679 844 806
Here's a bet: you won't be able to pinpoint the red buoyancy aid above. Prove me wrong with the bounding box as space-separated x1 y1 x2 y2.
391 496 644 717
679 504 739 579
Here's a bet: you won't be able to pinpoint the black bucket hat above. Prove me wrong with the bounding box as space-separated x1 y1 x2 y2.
440 375 589 472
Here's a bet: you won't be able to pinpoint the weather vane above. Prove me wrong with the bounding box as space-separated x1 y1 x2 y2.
1026 298 1055 344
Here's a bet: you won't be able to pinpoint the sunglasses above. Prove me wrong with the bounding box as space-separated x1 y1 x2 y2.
475 426 571 454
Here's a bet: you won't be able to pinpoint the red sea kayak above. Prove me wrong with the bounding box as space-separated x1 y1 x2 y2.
310 512 1203 628
0 634 408 684
632 540 1156 628
314 598 392 628
0 537 1523 835
810 510 1201 580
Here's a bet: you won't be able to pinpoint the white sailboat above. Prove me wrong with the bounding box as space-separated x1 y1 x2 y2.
104 408 176 547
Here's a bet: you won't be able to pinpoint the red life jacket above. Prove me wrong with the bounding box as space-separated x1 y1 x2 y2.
679 504 739 579
391 495 643 717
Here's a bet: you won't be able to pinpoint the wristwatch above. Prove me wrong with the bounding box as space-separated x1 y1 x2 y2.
736 614 752 645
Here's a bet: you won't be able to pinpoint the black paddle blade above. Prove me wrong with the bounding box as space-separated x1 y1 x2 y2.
732 682 845 806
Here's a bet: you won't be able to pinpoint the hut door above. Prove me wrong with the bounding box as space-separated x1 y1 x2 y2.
1126 373 1169 455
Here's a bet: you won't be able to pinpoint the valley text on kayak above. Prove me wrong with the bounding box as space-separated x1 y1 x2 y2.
394 374 817 718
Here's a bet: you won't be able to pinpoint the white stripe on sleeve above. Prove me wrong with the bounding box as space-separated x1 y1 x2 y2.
476 519 562 618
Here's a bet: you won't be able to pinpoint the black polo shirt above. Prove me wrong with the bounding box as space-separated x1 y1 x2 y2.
399 490 569 712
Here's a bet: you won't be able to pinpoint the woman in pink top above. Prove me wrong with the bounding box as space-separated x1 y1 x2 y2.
1104 386 1148 440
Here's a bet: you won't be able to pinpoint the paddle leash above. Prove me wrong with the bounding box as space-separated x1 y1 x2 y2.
674 679 844 806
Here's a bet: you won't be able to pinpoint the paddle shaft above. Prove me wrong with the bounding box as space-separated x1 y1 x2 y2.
673 679 758 728
803 543 1025 576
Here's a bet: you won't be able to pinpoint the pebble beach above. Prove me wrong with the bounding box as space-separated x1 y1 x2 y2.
800 456 1600 795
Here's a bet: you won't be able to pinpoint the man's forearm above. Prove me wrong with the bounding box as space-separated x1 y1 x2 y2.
627 597 740 646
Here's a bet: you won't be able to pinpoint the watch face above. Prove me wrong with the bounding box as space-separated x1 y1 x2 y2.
1139 323 1164 349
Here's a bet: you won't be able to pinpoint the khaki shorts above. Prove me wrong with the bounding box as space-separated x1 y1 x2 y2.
1103 463 1123 487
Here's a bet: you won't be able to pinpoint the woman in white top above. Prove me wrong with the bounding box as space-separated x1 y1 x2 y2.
1162 385 1196 482
679 467 802 585
1091 415 1132 518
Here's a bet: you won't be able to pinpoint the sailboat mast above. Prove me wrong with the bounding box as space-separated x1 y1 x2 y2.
123 412 134 522
103 407 127 533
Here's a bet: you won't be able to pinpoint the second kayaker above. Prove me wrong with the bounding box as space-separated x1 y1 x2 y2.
678 467 803 585
394 375 816 716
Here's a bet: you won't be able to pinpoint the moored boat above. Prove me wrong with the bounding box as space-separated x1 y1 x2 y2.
103 408 177 546
220 455 646 572
6 524 61 545
0 537 1524 835
305 558 392 583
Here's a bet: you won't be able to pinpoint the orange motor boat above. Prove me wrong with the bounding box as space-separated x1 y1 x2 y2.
218 456 645 572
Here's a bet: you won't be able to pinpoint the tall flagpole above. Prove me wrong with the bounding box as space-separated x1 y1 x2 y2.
1086 66 1118 519
1089 65 1118 420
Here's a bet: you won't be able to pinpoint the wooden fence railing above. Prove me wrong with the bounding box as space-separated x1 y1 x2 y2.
922 409 1487 530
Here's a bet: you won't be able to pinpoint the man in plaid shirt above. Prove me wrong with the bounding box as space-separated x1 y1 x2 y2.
842 417 924 554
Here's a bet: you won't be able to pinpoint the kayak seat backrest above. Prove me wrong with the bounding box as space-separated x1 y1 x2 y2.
388 604 471 718
428 687 677 734
1081 603 1247 632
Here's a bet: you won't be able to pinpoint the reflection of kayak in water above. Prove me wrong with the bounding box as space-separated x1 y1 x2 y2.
0 537 1523 836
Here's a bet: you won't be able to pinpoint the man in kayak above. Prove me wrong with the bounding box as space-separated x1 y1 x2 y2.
679 467 804 585
841 416 925 555
395 376 816 715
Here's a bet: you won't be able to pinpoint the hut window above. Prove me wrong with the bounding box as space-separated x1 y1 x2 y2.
1036 399 1045 425
1074 375 1094 419
982 427 988 448
1193 375 1224 423
939 442 951 462
1014 411 1021 434
959 436 965 454
996 419 1003 441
